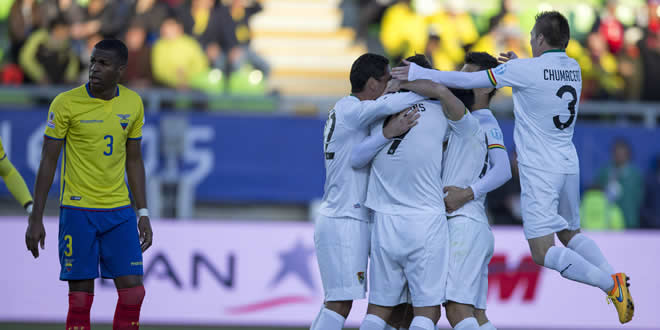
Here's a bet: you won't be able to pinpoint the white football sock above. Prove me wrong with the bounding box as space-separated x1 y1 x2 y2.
410 316 435 330
479 321 497 330
360 314 387 330
454 317 479 329
544 246 614 293
567 234 615 275
312 308 345 330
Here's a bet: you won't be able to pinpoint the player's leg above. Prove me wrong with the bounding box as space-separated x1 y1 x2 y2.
360 213 406 330
405 214 449 329
474 309 495 329
312 216 370 329
59 208 100 330
557 172 615 275
98 208 145 330
557 173 634 323
445 302 477 329
520 165 614 292
388 303 413 329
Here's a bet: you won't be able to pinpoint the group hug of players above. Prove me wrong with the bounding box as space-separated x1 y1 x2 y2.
310 11 635 330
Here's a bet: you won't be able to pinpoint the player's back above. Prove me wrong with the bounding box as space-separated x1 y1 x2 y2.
365 98 447 215
318 96 370 221
501 52 581 174
442 112 487 220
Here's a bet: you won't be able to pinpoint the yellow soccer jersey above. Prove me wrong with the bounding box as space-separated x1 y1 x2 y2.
44 83 144 210
0 137 5 160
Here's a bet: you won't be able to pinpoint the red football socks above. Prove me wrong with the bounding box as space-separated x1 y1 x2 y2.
66 291 94 330
113 286 145 330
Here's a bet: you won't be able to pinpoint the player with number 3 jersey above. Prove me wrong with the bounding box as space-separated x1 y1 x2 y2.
392 11 634 324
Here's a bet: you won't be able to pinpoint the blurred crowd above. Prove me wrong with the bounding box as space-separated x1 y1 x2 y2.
354 0 660 101
488 142 660 230
0 0 270 94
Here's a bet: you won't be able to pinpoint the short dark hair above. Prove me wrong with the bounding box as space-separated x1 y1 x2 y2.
94 39 128 66
399 54 432 69
350 53 389 93
48 15 69 31
465 52 499 101
449 88 475 110
534 11 570 49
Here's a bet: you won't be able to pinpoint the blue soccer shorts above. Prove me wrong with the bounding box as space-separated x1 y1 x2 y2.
58 206 144 280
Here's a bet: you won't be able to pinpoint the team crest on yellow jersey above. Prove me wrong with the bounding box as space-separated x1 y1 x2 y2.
117 114 130 130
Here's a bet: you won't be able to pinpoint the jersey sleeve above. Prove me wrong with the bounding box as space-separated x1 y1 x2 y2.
447 111 480 137
44 94 70 140
350 92 424 129
470 147 512 200
350 121 390 169
487 59 532 89
408 63 492 89
128 97 145 140
485 123 506 151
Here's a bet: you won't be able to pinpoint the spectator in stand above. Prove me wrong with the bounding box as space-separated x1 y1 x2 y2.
42 0 86 27
639 0 660 101
488 151 522 225
121 22 153 88
591 0 625 55
132 0 170 42
225 0 270 77
582 32 623 99
8 0 43 62
488 0 517 33
640 155 660 229
580 184 625 231
152 17 209 89
424 29 456 71
596 139 644 228
177 0 241 75
618 27 643 100
380 0 426 62
18 16 79 85
355 0 393 45
70 0 133 41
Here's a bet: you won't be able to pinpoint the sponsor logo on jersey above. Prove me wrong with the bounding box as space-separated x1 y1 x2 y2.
80 120 104 124
353 203 361 209
70 196 82 201
117 114 130 130
47 112 55 129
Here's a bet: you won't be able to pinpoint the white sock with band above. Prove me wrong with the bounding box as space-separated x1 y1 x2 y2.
544 246 614 293
360 314 387 330
312 308 345 330
454 317 480 329
479 321 497 330
567 233 615 275
410 316 435 330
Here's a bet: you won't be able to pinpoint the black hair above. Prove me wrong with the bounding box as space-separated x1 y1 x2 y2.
399 54 432 69
94 39 128 66
534 11 570 49
449 88 475 110
350 53 390 93
465 51 499 101
48 15 69 31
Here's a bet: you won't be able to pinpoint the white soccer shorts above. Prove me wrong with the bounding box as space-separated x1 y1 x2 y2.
445 215 494 310
519 164 581 239
314 215 370 301
368 212 449 307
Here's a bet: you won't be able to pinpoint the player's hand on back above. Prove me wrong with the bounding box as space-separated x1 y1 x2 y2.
25 213 46 258
384 108 420 138
385 78 402 94
443 186 475 213
391 59 411 81
498 51 518 63
138 216 153 252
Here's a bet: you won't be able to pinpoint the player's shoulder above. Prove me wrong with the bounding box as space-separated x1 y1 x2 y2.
50 85 86 110
117 84 143 104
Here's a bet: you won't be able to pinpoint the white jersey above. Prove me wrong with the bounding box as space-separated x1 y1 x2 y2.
365 98 448 215
487 50 580 174
442 112 487 221
319 92 425 221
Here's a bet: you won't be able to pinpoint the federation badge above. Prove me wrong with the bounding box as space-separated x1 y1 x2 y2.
357 271 365 283
47 111 55 129
117 114 130 130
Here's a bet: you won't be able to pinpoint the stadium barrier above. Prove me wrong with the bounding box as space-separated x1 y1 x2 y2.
2 217 658 328
1 110 659 209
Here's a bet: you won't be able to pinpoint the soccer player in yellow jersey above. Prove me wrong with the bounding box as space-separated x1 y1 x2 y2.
25 39 153 330
0 137 34 214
